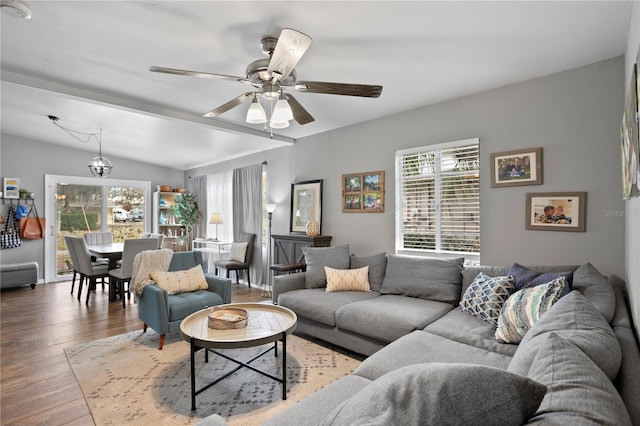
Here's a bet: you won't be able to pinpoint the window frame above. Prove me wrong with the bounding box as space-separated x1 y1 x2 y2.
395 138 480 263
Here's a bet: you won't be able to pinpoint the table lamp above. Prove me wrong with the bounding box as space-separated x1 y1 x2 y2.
209 212 223 241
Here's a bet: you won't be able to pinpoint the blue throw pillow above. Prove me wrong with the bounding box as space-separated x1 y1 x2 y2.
508 263 572 296
459 272 516 325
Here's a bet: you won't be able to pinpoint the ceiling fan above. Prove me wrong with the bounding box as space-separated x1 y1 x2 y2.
150 28 382 129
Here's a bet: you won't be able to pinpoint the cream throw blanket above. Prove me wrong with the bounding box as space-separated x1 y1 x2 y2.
131 248 173 301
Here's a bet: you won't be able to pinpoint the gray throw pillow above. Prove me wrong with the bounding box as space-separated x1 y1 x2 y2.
526 333 632 425
350 252 387 292
380 255 463 304
321 363 547 426
507 290 621 381
303 245 350 289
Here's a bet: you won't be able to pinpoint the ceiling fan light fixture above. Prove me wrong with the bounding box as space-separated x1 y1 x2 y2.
246 96 267 124
271 98 293 123
1 0 31 19
269 117 290 129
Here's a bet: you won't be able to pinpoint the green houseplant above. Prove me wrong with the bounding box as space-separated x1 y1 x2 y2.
171 191 201 244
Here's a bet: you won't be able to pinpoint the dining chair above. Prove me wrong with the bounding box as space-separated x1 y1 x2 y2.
141 232 165 249
70 236 110 304
84 232 114 262
214 233 256 287
64 235 80 295
108 238 159 307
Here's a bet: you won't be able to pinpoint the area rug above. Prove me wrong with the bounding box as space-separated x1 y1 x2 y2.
65 330 362 425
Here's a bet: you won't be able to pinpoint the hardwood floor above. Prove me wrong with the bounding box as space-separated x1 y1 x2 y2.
0 280 266 425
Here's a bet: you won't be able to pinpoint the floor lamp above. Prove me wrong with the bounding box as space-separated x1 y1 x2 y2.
263 203 277 298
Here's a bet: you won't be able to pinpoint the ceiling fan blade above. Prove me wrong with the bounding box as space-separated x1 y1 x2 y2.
203 92 255 118
150 66 253 86
294 81 383 98
285 94 315 125
267 28 312 81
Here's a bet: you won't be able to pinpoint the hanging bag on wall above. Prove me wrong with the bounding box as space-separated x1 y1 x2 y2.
1 205 22 249
19 204 45 240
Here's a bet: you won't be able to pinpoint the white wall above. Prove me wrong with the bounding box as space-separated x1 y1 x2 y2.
0 134 184 278
624 0 640 340
188 57 626 283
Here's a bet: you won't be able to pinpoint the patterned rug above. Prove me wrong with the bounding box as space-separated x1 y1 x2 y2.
65 330 362 425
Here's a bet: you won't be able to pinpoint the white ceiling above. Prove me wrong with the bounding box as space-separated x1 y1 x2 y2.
0 1 632 170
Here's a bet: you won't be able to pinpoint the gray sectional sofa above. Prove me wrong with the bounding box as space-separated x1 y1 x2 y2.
264 246 640 425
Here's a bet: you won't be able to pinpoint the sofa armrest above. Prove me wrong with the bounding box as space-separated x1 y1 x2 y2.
205 273 232 304
138 284 170 335
272 272 306 304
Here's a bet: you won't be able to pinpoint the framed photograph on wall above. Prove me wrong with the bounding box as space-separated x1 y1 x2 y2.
525 192 586 232
342 171 384 213
3 177 19 199
290 179 323 233
490 147 543 188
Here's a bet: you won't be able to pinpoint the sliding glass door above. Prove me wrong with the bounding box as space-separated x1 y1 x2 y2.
44 175 151 282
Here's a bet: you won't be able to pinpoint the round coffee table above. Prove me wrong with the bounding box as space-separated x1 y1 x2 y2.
180 303 297 411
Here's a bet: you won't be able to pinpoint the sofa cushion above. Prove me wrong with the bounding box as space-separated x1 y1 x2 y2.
278 288 379 327
508 262 573 295
263 375 372 426
325 266 370 292
571 262 616 323
354 330 513 381
335 295 453 343
323 363 546 426
167 290 224 322
424 309 518 357
303 245 350 289
508 291 621 381
149 265 209 295
458 273 515 325
495 276 566 344
524 333 631 426
350 252 387 291
380 255 463 304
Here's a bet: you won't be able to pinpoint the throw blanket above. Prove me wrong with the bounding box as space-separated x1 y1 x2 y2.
131 248 173 301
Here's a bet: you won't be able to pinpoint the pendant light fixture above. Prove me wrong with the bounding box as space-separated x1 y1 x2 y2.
48 115 113 178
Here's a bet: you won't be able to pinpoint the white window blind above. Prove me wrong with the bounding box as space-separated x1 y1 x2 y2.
395 138 480 259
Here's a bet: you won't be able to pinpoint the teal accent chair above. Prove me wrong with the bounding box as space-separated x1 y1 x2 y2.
138 251 232 349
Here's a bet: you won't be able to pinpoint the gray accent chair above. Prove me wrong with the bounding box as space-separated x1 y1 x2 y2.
213 233 256 287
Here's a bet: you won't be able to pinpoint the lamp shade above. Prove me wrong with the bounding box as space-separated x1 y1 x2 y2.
265 203 277 213
246 99 267 124
271 98 293 122
209 212 223 225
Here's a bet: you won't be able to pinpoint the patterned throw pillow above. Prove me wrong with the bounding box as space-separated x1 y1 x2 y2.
149 264 209 295
324 266 370 292
495 277 566 344
458 273 516 325
229 242 248 262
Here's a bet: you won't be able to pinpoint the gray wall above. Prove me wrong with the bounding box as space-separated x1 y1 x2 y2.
189 57 626 280
0 134 184 279
624 1 640 339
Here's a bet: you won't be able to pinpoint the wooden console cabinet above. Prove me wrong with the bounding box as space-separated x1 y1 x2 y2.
271 234 332 264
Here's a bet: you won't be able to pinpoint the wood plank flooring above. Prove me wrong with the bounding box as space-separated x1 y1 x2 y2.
0 280 266 425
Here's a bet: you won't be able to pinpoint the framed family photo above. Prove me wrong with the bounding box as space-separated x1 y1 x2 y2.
490 147 543 188
620 62 639 199
525 192 586 232
342 171 384 213
290 179 323 234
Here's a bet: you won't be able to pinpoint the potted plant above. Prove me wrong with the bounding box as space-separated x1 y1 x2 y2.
171 191 201 246
19 188 28 199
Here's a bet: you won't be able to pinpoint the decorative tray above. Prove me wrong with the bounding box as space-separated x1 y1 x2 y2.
208 307 248 330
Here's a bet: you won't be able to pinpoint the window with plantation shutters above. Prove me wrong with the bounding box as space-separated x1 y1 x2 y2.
395 138 480 262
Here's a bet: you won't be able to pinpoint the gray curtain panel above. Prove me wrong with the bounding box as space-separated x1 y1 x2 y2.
232 163 264 285
189 175 208 239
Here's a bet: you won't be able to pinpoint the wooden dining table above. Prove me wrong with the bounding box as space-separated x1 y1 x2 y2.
88 242 124 302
